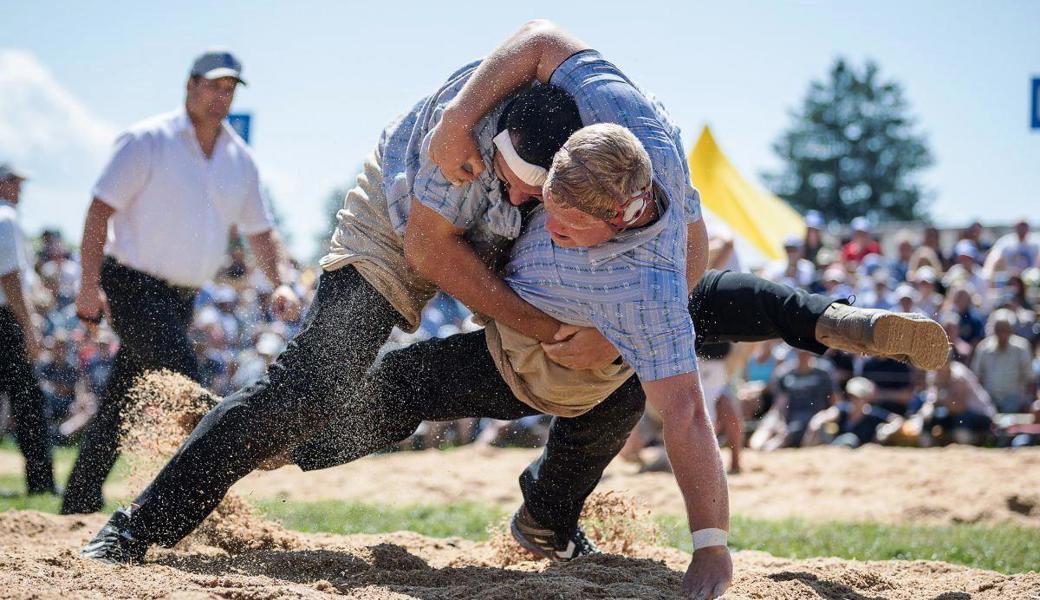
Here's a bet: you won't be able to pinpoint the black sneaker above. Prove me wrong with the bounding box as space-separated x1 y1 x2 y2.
509 504 599 561
80 507 149 564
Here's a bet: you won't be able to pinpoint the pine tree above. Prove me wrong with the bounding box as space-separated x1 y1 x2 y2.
763 59 933 223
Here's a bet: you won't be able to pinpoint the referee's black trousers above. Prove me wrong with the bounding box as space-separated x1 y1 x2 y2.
62 258 200 514
0 306 55 494
122 268 835 546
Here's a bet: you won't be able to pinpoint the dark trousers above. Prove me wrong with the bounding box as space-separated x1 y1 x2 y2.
0 307 55 493
61 258 200 514
128 266 404 546
689 269 833 355
292 330 646 535
123 267 834 546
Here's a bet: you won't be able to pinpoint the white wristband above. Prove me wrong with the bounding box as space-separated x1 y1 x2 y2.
691 528 728 550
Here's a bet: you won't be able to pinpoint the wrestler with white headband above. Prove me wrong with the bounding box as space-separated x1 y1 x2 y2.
493 127 656 234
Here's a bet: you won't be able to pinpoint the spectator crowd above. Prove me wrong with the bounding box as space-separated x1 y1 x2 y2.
739 213 1039 453
3 213 1040 459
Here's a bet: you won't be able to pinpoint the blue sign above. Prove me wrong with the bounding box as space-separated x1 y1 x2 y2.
227 113 252 144
1033 78 1040 130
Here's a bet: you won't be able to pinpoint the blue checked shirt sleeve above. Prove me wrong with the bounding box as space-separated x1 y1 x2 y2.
590 299 698 381
550 50 696 222
411 128 485 230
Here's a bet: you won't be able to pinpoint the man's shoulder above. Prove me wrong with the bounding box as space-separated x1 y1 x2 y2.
1010 336 1032 353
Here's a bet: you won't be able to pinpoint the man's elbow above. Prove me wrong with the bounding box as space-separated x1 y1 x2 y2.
519 19 561 39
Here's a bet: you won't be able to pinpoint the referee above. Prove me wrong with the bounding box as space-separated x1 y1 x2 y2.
0 163 57 496
62 50 293 514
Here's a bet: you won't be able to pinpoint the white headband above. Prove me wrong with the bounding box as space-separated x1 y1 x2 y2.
492 130 548 187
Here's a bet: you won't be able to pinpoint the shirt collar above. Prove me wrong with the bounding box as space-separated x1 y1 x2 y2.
586 184 673 266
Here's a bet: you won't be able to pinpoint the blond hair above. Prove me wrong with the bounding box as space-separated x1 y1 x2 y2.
546 123 652 221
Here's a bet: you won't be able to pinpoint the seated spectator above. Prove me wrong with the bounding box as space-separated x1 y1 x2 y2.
842 217 881 264
862 355 916 416
939 312 974 364
802 210 827 265
943 285 986 346
750 350 835 449
911 266 944 317
803 377 897 447
764 236 815 289
971 309 1034 413
888 231 916 283
821 265 853 299
942 240 987 300
38 333 81 423
984 219 1039 278
1001 400 1040 447
892 283 920 315
919 354 995 445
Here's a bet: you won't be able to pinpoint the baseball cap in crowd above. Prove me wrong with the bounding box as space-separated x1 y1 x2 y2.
913 265 937 284
783 234 803 249
0 162 29 181
954 239 979 261
894 283 919 303
845 376 876 400
805 210 825 230
823 266 847 283
190 49 247 85
851 216 872 234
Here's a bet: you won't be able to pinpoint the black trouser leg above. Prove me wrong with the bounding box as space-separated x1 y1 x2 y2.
128 267 404 547
690 269 836 355
0 307 55 494
62 259 199 514
519 376 645 534
293 329 537 471
295 329 646 537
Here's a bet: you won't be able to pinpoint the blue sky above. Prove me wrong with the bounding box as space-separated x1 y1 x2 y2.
2 0 1037 258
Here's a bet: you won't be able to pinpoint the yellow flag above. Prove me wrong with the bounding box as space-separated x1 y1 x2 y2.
688 126 805 261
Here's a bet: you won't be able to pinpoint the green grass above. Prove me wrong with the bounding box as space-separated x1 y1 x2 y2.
255 498 504 540
657 514 1040 574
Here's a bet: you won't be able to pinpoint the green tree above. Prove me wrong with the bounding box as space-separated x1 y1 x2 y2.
763 58 933 223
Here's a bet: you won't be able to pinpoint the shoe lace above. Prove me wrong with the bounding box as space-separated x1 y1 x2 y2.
569 525 599 556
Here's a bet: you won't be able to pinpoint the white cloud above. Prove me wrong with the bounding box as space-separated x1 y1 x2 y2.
0 49 116 239
0 49 114 167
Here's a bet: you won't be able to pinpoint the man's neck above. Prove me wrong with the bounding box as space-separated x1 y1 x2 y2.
186 107 223 157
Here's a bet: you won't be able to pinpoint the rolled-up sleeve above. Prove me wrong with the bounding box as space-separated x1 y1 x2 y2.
92 131 152 211
550 50 694 221
411 133 484 230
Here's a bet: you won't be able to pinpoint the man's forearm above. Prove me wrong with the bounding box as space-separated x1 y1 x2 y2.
79 198 113 292
0 272 34 333
444 20 587 129
662 402 730 533
644 374 730 535
407 229 560 342
247 230 284 286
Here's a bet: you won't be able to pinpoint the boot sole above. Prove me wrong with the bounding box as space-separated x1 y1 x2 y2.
872 313 950 371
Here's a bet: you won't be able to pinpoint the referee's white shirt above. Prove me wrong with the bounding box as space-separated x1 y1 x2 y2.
0 199 32 306
93 109 273 288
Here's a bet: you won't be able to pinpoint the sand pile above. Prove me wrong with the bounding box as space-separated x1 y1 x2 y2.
1 509 1037 599
117 370 300 554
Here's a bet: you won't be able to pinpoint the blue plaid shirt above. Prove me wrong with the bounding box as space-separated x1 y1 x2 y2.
379 52 700 257
382 51 698 379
